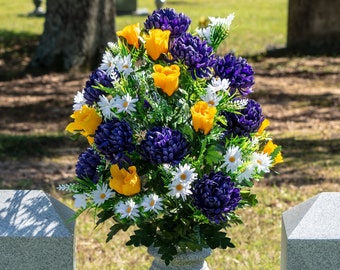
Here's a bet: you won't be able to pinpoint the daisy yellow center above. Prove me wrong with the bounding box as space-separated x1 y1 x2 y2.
176 184 183 191
208 100 215 106
123 64 129 69
123 101 129 108
127 206 132 213
257 159 262 165
100 193 106 199
180 173 187 180
149 200 155 207
229 156 236 163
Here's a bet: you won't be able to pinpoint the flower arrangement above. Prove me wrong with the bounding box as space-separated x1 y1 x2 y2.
58 8 283 265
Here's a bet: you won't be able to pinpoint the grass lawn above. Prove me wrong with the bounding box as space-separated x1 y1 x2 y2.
0 0 287 56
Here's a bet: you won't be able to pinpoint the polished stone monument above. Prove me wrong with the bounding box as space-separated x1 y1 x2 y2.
0 190 75 270
281 192 340 270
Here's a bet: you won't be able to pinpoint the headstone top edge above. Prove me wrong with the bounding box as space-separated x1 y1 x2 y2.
0 189 74 237
282 192 340 239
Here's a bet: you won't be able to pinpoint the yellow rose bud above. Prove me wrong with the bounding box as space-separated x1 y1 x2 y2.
273 152 284 165
263 140 284 166
117 23 140 49
152 64 180 96
109 165 141 196
190 101 217 135
65 105 102 144
144 29 171 60
256 118 270 136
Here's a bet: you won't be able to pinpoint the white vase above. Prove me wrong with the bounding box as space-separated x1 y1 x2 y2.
148 246 211 270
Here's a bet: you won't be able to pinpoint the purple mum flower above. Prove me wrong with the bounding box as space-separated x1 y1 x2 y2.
221 99 264 138
214 53 255 95
192 171 241 224
144 8 191 37
94 118 135 165
139 127 190 165
84 68 113 105
75 148 101 183
170 33 216 79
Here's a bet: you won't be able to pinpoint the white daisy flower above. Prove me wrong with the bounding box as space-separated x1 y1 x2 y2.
207 77 230 93
252 152 272 173
115 199 139 220
115 54 134 77
141 193 163 213
92 183 114 206
97 95 116 119
99 50 116 75
237 163 256 181
221 145 243 173
113 93 138 115
172 163 197 184
168 179 192 200
73 90 86 111
73 194 87 208
209 13 235 30
200 89 222 107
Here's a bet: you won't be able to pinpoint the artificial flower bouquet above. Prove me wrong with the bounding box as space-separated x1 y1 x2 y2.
59 8 283 265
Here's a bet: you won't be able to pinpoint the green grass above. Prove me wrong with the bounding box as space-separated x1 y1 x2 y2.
117 0 288 55
0 133 87 159
0 0 45 34
0 0 287 56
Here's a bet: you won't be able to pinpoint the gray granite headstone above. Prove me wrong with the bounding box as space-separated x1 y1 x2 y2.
0 190 75 270
281 192 340 270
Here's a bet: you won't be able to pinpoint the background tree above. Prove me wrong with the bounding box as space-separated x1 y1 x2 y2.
287 0 340 54
28 0 116 73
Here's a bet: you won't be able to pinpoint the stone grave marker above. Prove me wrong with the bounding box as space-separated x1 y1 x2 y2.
0 190 75 270
281 192 340 270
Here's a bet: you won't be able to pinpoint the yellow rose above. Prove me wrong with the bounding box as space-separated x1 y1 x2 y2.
190 101 217 135
263 140 283 166
152 64 180 96
256 118 270 136
144 29 171 60
117 23 140 49
109 165 141 196
65 105 102 144
273 152 284 165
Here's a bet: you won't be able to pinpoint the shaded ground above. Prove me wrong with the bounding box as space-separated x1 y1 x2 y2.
0 56 339 191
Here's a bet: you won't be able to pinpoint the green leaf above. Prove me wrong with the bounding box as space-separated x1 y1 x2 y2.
181 124 194 141
96 210 114 225
158 245 178 265
106 223 130 242
240 190 258 207
270 145 282 159
205 144 222 166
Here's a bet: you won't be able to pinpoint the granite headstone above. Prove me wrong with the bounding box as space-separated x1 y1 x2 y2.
281 192 340 270
0 190 75 270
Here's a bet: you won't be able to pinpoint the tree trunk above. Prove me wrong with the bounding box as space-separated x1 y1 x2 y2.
28 0 116 73
287 0 340 54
